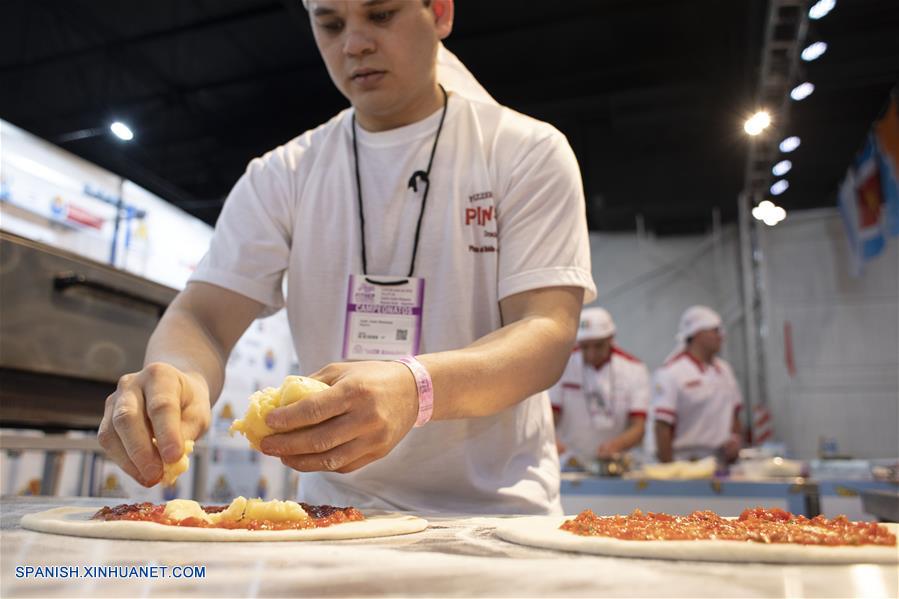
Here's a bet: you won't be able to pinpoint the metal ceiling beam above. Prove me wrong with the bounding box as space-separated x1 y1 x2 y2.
737 0 810 441
742 0 809 198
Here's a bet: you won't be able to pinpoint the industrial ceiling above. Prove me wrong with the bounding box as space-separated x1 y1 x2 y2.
2 0 897 234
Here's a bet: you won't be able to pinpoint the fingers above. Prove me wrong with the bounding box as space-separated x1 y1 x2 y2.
142 363 184 463
333 453 380 474
307 362 345 386
279 437 376 473
260 413 361 456
180 397 211 442
266 384 351 431
97 365 211 488
268 361 414 474
98 393 148 486
110 386 163 485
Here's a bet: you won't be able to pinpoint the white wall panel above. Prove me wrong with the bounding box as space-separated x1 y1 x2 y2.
761 209 898 459
588 210 898 460
588 228 745 381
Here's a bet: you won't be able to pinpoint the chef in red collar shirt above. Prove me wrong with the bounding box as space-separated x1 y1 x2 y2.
652 305 744 463
549 307 650 466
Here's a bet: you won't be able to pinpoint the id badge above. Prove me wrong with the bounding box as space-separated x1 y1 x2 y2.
342 274 425 360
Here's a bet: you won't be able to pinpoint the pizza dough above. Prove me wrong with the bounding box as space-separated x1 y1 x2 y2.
21 507 428 542
230 375 329 451
494 515 899 564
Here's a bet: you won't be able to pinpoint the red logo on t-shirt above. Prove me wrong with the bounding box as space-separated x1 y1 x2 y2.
465 193 496 254
465 206 494 227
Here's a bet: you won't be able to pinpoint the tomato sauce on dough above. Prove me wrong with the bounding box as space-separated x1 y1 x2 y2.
93 502 364 530
560 507 896 546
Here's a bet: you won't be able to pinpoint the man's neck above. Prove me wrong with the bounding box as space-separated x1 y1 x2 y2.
687 346 714 365
355 83 444 132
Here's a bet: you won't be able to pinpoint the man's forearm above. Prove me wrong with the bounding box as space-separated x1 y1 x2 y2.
609 418 646 453
418 288 581 420
655 421 674 463
732 413 743 435
145 303 228 403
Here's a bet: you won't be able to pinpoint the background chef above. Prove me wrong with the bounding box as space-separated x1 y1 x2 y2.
652 305 744 463
549 307 650 467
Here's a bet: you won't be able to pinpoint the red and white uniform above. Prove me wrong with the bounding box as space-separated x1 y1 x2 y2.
549 347 650 462
652 352 742 461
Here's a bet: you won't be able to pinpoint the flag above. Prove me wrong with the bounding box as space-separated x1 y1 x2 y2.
874 95 899 236
838 134 887 275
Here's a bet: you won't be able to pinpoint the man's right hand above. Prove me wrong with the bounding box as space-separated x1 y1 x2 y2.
98 362 211 487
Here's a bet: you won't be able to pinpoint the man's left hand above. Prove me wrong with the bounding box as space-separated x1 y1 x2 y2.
596 441 620 459
259 360 419 473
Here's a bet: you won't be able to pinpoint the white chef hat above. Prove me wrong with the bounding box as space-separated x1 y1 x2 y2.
676 305 723 343
663 305 722 362
576 307 616 342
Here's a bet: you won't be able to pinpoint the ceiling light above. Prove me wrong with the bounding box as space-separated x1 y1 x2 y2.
809 0 836 20
763 207 787 227
110 121 134 141
752 200 786 226
744 111 771 136
801 41 828 61
790 82 815 101
772 160 792 176
779 136 801 153
770 180 789 196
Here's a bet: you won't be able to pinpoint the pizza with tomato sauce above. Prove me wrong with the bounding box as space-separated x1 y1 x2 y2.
92 498 364 530
21 497 427 542
495 507 898 563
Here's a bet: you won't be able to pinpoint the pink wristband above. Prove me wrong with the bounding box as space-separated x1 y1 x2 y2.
394 356 434 427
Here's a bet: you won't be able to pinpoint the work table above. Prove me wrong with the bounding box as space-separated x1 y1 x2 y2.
1 496 896 598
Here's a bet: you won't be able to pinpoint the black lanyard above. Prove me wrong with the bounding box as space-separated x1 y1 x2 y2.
351 84 449 279
584 358 615 416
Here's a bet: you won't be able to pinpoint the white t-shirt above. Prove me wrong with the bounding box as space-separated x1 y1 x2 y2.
436 43 496 104
651 352 743 461
549 347 650 462
191 92 596 515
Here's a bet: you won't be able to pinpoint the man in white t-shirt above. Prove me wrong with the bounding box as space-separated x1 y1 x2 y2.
549 308 649 467
652 306 743 463
96 0 596 515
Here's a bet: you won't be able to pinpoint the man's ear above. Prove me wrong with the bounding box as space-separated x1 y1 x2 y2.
432 0 454 39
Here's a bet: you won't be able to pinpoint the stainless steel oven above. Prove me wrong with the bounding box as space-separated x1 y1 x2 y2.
0 230 177 430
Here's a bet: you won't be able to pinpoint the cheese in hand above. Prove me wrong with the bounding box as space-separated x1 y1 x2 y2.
153 439 195 486
229 375 329 450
